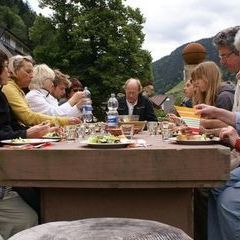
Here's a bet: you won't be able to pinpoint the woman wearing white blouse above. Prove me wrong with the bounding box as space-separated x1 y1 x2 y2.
26 64 86 118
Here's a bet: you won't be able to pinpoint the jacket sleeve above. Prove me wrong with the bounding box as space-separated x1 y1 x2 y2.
0 125 26 141
2 84 69 126
145 98 158 121
27 92 81 117
0 110 26 140
216 91 234 111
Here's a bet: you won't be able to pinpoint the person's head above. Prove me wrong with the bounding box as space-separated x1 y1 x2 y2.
29 64 55 92
0 52 9 86
8 55 34 88
191 61 222 106
66 78 83 99
124 78 143 104
183 79 194 99
213 26 240 72
52 69 71 100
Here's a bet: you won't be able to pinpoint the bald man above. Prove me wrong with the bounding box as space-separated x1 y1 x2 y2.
117 78 157 121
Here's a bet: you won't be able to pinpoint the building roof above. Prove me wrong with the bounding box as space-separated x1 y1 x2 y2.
150 94 168 109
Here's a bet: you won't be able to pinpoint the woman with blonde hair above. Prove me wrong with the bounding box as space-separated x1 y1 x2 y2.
2 55 80 126
26 64 86 117
191 61 234 110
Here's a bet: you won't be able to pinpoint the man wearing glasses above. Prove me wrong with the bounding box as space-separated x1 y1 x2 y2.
202 26 240 240
213 26 240 111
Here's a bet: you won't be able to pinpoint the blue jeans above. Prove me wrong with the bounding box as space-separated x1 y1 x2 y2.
208 167 240 240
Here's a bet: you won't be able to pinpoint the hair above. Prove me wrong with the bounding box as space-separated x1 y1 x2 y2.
66 78 83 98
124 78 143 92
213 26 240 54
8 55 34 77
29 64 55 90
191 61 223 106
234 29 240 52
53 69 71 88
0 52 8 76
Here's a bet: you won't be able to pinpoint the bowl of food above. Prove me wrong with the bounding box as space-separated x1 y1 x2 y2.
119 115 139 122
106 128 123 136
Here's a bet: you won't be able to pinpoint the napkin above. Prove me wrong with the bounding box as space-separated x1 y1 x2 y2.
174 106 200 134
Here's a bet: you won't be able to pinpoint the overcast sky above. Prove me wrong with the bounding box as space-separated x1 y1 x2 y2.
27 0 240 61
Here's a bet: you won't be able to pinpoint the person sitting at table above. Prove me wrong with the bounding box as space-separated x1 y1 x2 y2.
181 78 194 108
195 103 240 240
59 78 84 105
26 65 86 117
191 61 235 111
2 55 80 127
117 78 157 121
66 78 84 99
0 52 52 239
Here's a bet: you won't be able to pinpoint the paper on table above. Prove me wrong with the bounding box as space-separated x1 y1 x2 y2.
174 106 200 133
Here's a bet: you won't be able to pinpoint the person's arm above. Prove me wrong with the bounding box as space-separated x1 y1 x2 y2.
195 104 236 126
2 83 69 126
27 91 81 117
200 119 228 129
0 124 26 140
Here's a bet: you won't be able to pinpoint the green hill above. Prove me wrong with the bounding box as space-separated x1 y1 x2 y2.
152 38 220 94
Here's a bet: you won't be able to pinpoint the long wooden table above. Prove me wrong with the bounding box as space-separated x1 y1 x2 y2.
0 134 230 236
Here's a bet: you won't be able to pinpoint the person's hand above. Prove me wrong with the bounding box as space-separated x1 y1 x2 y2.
76 98 90 109
219 126 239 147
194 104 218 118
26 123 58 138
68 91 85 106
68 117 81 125
167 113 184 125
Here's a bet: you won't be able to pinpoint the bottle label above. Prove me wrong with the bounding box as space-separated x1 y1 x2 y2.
107 115 118 127
83 105 92 114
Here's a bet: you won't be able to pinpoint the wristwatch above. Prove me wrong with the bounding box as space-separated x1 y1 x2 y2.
234 138 240 152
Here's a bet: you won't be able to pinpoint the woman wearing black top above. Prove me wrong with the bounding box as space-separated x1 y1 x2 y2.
0 52 56 239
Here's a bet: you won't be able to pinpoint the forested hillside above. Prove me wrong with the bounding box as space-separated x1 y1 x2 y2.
0 0 36 46
152 38 221 94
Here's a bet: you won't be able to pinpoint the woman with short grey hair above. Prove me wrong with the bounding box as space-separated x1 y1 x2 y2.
26 64 86 117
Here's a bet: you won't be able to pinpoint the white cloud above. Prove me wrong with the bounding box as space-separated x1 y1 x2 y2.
28 0 240 61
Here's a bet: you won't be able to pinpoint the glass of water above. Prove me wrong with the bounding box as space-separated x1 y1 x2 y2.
120 124 134 139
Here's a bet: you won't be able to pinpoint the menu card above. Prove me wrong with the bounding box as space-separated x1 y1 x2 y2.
174 106 200 133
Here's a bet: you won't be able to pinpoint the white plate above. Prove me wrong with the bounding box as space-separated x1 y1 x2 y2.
1 138 59 146
169 137 220 145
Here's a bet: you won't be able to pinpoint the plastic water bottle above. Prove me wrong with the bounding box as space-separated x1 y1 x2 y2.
82 87 93 123
107 93 119 128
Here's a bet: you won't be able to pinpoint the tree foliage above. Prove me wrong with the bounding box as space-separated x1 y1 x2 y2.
0 0 36 45
31 0 152 119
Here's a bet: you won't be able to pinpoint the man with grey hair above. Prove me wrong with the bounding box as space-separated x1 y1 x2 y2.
213 26 240 111
201 26 240 240
117 78 157 121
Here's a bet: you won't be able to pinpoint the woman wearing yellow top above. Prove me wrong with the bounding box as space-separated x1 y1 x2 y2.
2 55 80 127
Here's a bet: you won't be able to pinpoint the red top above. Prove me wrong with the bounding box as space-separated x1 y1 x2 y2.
234 138 240 152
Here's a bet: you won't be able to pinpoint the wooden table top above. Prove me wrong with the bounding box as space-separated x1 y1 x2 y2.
0 133 230 188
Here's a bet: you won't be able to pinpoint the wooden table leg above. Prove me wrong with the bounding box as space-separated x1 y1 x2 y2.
41 188 193 236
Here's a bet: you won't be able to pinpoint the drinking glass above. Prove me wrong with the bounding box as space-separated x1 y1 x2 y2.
160 121 172 142
64 125 77 142
147 121 158 136
120 124 134 139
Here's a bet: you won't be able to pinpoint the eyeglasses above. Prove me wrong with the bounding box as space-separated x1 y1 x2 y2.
219 51 234 60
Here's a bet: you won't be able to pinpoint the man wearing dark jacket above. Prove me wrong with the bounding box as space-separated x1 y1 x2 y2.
117 78 157 121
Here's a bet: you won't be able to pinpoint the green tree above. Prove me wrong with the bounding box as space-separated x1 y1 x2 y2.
0 0 36 45
0 5 28 41
32 0 152 119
